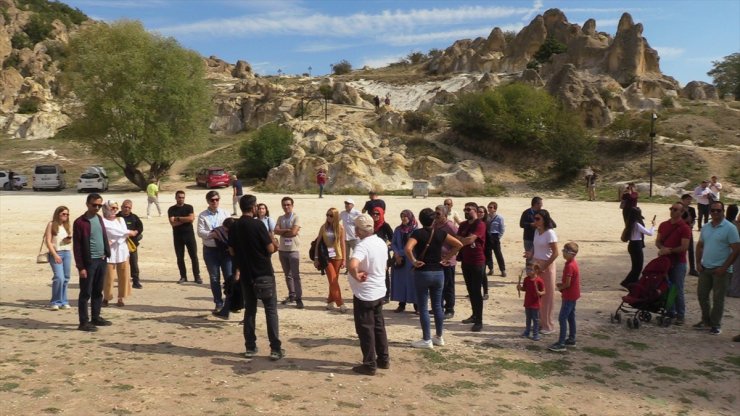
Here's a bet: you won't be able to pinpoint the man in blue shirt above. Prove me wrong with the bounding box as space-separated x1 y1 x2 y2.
486 201 506 277
694 201 740 335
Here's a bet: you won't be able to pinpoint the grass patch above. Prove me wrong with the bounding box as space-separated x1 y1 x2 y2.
582 347 619 358
269 393 294 402
590 333 610 340
625 341 649 351
653 366 684 377
582 364 602 373
42 409 62 414
21 368 36 374
213 397 229 403
112 384 134 391
686 388 710 400
612 360 637 371
533 405 569 416
491 357 571 379
679 397 692 404
584 373 606 384
32 387 51 397
423 380 483 397
336 401 362 409
0 382 19 391
723 355 740 367
418 349 448 364
525 345 543 352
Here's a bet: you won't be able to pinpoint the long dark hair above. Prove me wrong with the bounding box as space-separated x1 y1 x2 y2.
537 209 555 230
627 207 645 230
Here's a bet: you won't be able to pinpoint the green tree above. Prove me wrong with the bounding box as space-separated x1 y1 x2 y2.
239 123 293 178
60 20 212 189
332 59 352 75
534 36 568 64
707 52 740 100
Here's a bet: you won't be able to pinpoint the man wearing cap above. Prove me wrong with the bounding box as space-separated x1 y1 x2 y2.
362 191 385 214
347 213 390 376
694 180 711 230
681 193 698 276
340 198 361 261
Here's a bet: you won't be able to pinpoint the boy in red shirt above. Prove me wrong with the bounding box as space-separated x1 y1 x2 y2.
517 264 545 341
549 242 580 352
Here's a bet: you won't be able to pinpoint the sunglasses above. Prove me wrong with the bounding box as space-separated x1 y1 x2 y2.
326 214 333 218
209 198 220 202
111 206 119 210
91 204 103 209
710 209 723 213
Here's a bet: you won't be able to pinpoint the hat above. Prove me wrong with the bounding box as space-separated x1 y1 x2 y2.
354 214 374 232
344 198 354 205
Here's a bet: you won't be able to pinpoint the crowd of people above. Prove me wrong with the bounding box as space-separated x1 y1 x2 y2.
40 177 740 372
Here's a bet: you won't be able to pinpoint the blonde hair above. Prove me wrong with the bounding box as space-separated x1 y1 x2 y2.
51 206 71 236
324 207 341 233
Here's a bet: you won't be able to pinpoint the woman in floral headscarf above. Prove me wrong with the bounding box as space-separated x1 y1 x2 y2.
391 209 419 313
371 207 394 303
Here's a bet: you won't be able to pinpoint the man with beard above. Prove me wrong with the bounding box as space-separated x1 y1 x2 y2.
457 202 487 332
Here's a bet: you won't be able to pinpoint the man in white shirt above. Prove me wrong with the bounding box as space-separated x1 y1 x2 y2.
347 214 390 376
443 199 462 225
709 176 722 201
694 180 711 230
340 199 361 260
197 190 231 311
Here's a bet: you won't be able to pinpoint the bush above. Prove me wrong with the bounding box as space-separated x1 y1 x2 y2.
318 85 333 100
606 112 652 140
331 59 352 75
503 30 517 44
403 111 440 132
11 32 32 50
2 52 20 69
407 51 427 64
428 48 443 59
661 96 675 108
17 98 39 114
534 36 567 64
239 124 293 178
25 14 53 44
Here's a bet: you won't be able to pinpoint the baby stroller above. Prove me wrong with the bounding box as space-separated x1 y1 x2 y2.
610 256 676 329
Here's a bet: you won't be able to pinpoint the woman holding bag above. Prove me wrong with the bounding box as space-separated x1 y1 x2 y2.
620 207 655 289
314 207 347 312
406 208 463 348
390 209 418 313
101 201 138 307
44 206 73 310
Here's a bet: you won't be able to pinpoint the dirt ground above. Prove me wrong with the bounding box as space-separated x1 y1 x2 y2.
1 187 738 416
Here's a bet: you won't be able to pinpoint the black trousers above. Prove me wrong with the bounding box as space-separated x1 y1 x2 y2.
353 296 389 369
697 204 709 229
129 250 140 284
489 234 506 273
687 233 696 272
441 265 456 313
622 240 644 286
240 277 281 353
173 232 200 280
78 257 107 324
462 263 485 324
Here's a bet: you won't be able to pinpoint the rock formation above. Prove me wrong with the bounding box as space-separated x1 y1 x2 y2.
681 81 719 100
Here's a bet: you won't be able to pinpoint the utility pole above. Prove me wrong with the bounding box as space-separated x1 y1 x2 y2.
649 113 657 197
308 66 312 77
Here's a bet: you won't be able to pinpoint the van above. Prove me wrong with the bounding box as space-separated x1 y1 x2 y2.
33 164 66 191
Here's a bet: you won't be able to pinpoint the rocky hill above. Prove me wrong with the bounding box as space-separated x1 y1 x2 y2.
1 2 732 196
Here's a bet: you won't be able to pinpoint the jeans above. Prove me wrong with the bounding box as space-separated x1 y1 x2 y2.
318 184 324 198
524 307 540 337
557 300 577 345
461 263 485 324
623 240 644 286
278 250 302 300
697 267 730 328
414 270 444 340
697 203 709 229
49 250 72 306
204 246 232 307
668 262 687 318
78 257 107 324
241 276 281 353
441 265 456 313
173 232 200 280
353 296 389 369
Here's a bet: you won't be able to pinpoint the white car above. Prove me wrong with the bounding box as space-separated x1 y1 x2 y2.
76 171 108 192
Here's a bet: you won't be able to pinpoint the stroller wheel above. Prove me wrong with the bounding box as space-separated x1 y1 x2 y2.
615 312 622 324
610 313 615 323
633 317 640 329
627 318 633 329
638 310 652 322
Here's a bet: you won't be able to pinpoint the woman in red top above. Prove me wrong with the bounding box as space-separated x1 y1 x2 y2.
316 168 327 198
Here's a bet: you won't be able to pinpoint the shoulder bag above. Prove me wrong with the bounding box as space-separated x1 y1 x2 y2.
413 228 435 268
36 234 49 264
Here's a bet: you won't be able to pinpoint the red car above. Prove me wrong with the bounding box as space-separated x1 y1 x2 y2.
196 167 230 189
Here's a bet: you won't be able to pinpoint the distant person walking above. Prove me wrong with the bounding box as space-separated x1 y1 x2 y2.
316 168 328 198
146 180 161 218
373 95 380 111
231 174 243 216
44 206 72 310
585 168 597 201
168 191 201 284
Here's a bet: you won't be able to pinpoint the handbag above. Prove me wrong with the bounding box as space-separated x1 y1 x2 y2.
620 226 630 243
127 237 137 253
36 235 49 264
252 275 275 299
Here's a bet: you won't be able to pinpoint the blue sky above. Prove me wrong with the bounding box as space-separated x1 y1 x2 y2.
61 0 739 85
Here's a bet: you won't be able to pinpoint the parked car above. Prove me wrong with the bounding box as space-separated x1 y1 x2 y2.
85 165 109 179
76 171 109 192
32 164 66 191
196 167 230 189
0 170 28 190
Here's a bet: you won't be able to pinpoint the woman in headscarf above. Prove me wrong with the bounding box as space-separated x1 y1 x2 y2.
391 209 418 313
371 207 394 302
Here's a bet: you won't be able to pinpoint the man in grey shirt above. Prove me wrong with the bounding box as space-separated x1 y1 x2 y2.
340 198 361 261
274 196 303 309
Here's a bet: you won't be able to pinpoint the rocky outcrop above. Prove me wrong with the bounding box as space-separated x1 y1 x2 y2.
264 120 483 193
681 81 719 100
231 60 253 79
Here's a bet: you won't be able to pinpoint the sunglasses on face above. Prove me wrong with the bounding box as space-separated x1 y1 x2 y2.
710 209 723 213
372 212 380 216
326 214 333 218
209 198 220 202
90 204 103 209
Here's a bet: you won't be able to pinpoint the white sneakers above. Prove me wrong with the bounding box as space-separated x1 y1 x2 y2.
339 304 348 314
60 304 71 310
49 305 59 311
432 335 445 346
325 302 336 310
411 339 433 349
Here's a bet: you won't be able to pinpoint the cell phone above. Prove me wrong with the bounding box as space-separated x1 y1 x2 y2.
652 215 656 222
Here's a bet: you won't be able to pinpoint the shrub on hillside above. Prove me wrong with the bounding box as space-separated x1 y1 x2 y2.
534 36 567 64
606 112 652 140
239 124 293 178
403 111 440 132
331 59 352 75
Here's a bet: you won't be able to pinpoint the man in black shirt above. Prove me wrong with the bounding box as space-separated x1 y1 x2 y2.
229 194 284 361
681 193 699 276
118 199 144 288
362 191 386 214
168 190 201 284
